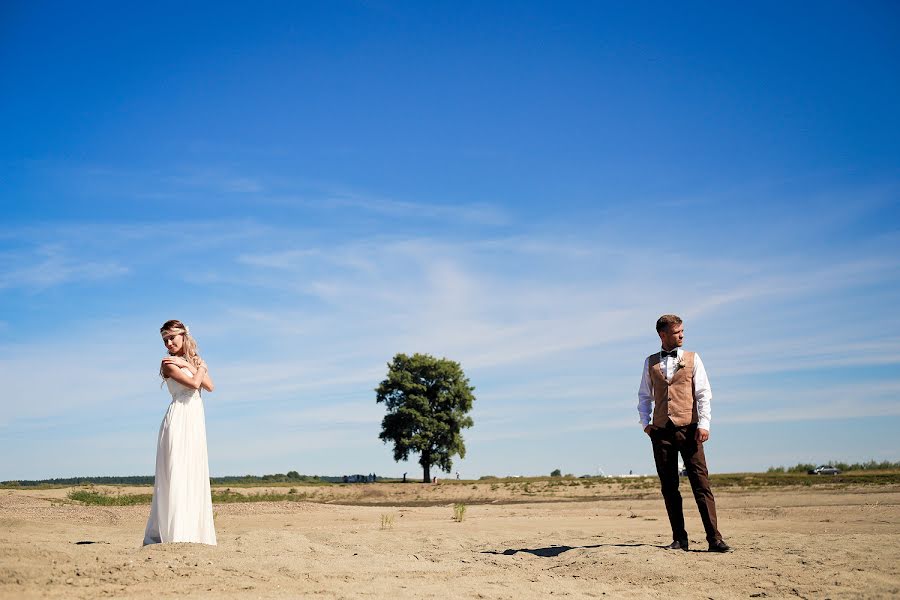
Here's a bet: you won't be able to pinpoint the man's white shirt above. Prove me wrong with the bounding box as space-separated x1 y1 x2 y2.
637 348 712 431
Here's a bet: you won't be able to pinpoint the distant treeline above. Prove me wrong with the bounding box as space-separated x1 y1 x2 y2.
2 475 155 487
213 471 333 484
767 460 900 473
2 471 358 487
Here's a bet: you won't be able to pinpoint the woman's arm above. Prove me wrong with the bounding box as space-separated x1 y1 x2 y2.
161 359 213 392
197 360 215 392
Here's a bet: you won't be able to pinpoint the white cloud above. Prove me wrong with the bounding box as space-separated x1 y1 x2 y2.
2 191 898 477
0 244 128 290
318 191 509 226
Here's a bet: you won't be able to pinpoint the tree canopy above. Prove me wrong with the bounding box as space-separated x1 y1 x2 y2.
375 353 475 483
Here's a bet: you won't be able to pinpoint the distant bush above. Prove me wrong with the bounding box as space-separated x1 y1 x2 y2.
767 460 900 473
550 469 562 477
478 475 497 480
765 463 815 474
834 460 900 471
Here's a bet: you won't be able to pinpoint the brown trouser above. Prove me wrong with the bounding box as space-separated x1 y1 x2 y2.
650 420 722 544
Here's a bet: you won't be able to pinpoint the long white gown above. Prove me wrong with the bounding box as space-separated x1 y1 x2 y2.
143 366 217 545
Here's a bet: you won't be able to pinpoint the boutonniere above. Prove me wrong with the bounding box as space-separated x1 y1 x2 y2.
676 357 686 371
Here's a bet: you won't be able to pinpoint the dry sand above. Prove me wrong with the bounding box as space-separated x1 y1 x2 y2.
1 481 899 599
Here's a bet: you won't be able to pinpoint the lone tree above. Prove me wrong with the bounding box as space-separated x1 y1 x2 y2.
376 353 475 483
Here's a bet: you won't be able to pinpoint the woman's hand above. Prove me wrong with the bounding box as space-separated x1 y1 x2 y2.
162 356 198 374
196 360 213 392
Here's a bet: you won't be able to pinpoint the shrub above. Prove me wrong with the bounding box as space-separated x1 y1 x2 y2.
68 489 151 506
453 503 466 522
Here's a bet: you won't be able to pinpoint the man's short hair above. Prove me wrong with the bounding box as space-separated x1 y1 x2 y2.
656 314 683 333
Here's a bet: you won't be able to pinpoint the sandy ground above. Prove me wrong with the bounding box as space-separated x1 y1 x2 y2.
1 482 899 599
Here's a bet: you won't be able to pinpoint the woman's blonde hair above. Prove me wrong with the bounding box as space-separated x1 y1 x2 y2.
159 319 203 378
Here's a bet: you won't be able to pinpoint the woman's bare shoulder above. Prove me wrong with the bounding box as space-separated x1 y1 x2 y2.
160 359 183 376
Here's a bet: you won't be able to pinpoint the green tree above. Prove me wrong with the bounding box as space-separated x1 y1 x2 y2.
550 469 562 477
376 353 476 483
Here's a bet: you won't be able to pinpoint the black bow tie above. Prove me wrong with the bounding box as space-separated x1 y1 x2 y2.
661 350 678 358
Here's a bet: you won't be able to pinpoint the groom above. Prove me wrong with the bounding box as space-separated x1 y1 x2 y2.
637 314 731 553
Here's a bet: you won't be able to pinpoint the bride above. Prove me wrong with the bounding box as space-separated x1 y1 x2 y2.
143 320 217 546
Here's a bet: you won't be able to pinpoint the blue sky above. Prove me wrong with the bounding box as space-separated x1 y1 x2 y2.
1 1 898 480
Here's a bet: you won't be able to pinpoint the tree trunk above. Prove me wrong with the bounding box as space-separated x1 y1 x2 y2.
421 451 431 483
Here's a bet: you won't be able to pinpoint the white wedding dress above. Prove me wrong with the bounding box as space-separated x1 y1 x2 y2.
143 366 217 545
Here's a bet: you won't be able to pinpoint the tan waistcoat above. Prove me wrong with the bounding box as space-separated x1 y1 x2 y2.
648 351 698 427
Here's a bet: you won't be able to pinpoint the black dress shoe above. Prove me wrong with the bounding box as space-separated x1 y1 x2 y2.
708 540 732 553
664 539 689 551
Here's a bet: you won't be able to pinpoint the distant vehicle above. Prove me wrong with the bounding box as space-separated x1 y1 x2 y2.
807 465 841 475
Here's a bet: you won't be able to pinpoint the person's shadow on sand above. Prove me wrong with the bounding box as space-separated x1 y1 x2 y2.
482 542 660 558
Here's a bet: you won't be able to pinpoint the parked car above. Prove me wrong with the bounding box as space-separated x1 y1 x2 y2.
807 465 841 475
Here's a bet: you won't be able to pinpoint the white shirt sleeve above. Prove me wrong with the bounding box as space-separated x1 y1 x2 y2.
693 353 712 431
637 357 652 428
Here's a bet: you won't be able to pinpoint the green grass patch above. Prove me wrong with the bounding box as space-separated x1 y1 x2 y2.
708 471 900 487
212 489 310 503
42 470 900 508
67 489 152 506
66 487 314 506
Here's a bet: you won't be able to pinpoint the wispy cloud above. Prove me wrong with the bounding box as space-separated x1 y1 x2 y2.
0 244 128 290
29 162 510 228
316 191 509 226
716 380 900 425
2 175 898 478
